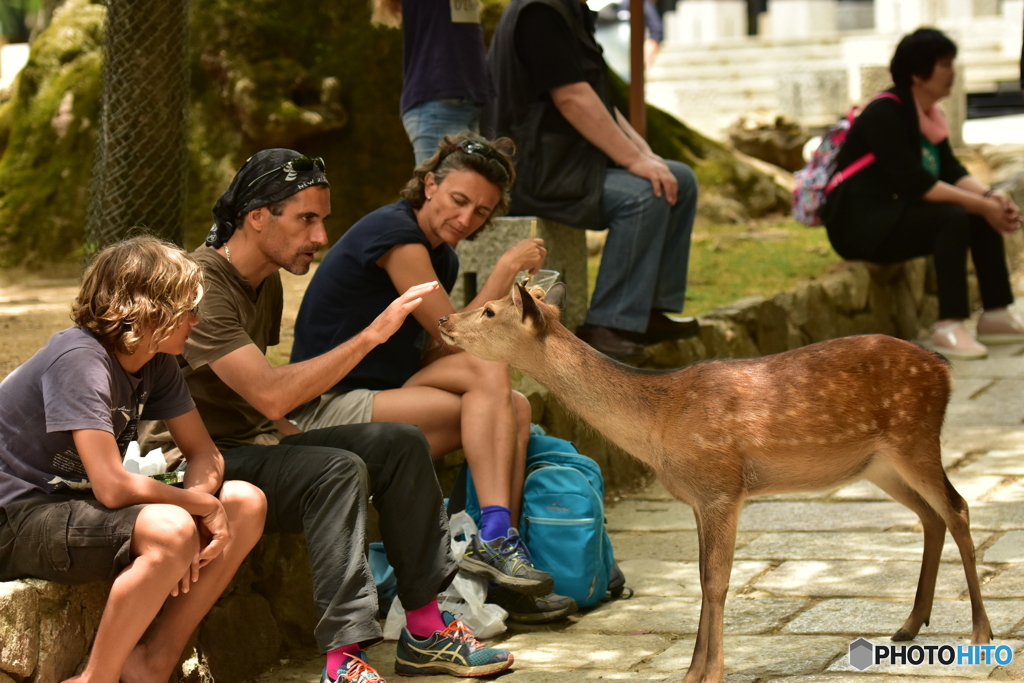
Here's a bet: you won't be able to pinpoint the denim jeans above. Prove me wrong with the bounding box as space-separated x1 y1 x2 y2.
401 98 482 165
587 160 698 333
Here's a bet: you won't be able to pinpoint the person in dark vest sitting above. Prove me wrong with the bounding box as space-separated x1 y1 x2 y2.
486 0 700 360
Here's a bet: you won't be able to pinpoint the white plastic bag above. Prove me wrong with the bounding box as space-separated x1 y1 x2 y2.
383 511 508 640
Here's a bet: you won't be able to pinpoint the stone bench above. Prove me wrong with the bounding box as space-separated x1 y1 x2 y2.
449 216 588 332
1 534 320 683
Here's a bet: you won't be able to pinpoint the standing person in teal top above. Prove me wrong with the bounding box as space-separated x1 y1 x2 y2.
291 133 578 623
820 28 1023 360
373 0 496 164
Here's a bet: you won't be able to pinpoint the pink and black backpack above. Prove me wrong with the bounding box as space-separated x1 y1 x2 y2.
792 92 901 226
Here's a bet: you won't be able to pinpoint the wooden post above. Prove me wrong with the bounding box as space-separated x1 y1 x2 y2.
629 0 647 138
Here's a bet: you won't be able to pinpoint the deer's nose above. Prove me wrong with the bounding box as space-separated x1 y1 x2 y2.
438 316 449 326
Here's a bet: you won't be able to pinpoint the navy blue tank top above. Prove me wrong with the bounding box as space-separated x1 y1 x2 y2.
400 0 496 114
291 200 458 392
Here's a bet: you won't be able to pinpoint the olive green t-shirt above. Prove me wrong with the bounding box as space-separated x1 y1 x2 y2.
140 246 284 454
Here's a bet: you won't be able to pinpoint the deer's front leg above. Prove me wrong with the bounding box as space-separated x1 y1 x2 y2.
683 502 742 683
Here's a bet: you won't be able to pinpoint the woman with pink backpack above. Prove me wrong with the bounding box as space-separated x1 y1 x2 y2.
820 28 1022 359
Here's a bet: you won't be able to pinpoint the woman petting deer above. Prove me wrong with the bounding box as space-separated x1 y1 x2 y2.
288 133 578 622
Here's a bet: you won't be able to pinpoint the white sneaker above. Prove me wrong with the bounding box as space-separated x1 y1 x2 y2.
976 309 1024 345
931 322 988 360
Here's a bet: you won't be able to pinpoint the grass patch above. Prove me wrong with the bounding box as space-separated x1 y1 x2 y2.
588 217 842 318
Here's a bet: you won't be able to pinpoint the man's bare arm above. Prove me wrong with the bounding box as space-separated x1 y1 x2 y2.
550 81 677 204
208 281 438 420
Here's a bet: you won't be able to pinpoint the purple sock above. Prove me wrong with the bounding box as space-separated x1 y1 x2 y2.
479 505 512 541
325 644 360 680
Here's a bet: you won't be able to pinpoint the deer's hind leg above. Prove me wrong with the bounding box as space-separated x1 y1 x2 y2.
885 451 992 644
866 466 947 641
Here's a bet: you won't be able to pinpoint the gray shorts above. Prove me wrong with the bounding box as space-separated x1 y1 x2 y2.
292 389 378 432
0 494 144 584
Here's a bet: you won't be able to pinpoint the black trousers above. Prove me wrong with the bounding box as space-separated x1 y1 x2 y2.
855 203 1014 320
223 423 458 653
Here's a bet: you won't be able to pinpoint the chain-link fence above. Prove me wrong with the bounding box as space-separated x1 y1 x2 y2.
85 0 190 255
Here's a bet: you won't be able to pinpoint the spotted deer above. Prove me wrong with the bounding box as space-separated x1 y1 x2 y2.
438 283 992 683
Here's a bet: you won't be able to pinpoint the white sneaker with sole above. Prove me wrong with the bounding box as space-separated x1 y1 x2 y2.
931 322 988 360
976 309 1024 345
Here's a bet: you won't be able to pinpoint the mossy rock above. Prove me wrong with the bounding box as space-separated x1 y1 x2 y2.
0 0 104 267
0 0 788 265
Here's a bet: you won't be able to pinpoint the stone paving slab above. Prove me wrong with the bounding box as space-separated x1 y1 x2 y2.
779 598 1023 637
965 500 1024 530
980 563 1024 599
946 378 1024 427
749 560 997 599
948 347 1024 379
738 502 919 532
828 474 1003 504
568 596 804 636
608 530 702 562
984 530 1024 562
763 675 1002 682
734 531 993 563
613 559 773 597
500 671 678 682
645 635 851 677
494 633 670 671
825 636 1024 679
958 449 1024 475
942 425 1024 454
607 500 696 532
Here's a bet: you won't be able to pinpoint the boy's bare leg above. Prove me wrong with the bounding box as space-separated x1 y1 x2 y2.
64 504 199 683
120 481 267 683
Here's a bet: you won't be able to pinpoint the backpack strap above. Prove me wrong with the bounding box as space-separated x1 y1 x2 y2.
825 91 902 196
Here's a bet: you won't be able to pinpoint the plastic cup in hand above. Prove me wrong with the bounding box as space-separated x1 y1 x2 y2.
528 269 560 294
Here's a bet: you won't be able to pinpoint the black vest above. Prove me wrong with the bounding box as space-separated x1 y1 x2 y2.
485 0 612 230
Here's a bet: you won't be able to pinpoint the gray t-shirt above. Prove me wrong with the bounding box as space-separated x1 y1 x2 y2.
0 327 195 506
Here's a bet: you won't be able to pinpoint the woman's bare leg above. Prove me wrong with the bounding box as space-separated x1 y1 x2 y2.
373 352 519 510
509 390 531 524
372 386 463 457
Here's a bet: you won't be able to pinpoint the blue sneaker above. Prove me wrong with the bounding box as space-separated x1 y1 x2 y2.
394 611 513 677
320 652 385 683
460 528 553 596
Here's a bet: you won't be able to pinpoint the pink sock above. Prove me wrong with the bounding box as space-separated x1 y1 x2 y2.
325 644 361 680
406 599 446 638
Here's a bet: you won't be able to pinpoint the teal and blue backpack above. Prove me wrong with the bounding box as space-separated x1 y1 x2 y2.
462 431 623 608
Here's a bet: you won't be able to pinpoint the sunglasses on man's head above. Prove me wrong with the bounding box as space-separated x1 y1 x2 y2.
247 155 326 188
453 140 510 179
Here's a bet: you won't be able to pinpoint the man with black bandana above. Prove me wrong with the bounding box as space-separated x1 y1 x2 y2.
140 149 514 683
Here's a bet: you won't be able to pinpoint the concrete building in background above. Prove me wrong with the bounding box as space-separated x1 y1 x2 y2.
635 0 1022 141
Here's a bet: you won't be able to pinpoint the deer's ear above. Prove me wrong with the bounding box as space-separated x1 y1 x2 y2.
543 282 566 311
514 282 545 329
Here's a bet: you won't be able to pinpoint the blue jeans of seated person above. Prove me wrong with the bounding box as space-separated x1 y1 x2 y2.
402 98 482 165
587 160 698 334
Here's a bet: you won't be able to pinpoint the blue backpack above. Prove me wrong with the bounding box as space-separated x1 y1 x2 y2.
464 432 622 608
